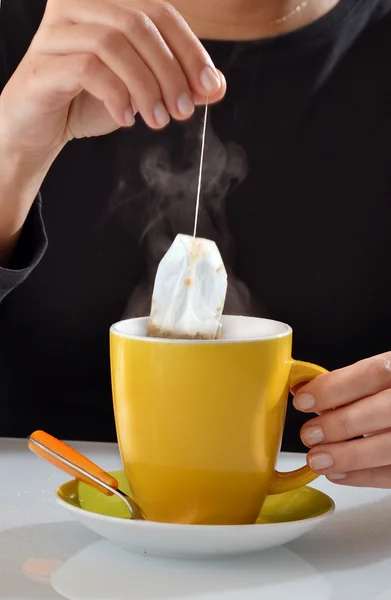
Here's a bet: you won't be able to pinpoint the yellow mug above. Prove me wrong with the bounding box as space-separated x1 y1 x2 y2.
110 315 326 525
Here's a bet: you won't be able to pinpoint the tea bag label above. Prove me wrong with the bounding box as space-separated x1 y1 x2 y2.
148 234 227 339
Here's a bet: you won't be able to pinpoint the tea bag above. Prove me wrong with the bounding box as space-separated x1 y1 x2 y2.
147 102 227 339
147 234 227 340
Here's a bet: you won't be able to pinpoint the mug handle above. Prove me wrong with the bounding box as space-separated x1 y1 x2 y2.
269 359 328 495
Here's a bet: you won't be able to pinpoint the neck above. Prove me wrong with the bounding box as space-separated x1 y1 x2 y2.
172 0 340 40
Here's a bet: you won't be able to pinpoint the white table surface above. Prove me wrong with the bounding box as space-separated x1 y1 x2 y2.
1 438 391 600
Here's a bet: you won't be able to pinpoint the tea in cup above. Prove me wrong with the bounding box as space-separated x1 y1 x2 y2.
110 315 326 525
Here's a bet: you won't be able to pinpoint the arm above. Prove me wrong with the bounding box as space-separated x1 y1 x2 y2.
0 0 225 292
0 140 58 265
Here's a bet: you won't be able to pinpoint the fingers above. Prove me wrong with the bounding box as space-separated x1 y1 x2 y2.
301 389 391 446
28 53 131 129
293 352 391 413
35 22 175 129
45 0 224 109
327 465 391 488
294 353 391 489
306 432 391 476
129 0 224 98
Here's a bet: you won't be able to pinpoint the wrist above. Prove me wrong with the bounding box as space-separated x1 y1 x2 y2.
0 136 62 189
0 138 61 261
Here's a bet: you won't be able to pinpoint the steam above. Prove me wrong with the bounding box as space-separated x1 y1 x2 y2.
120 112 252 319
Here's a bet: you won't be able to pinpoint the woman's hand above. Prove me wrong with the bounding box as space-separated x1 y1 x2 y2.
0 0 225 159
294 352 391 487
0 0 225 259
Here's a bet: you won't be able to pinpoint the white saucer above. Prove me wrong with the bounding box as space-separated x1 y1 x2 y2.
56 470 334 559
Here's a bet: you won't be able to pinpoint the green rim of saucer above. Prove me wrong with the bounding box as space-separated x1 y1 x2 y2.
57 470 334 524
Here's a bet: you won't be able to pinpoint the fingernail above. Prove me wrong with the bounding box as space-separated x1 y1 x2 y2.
309 453 334 471
301 426 324 446
153 101 170 127
328 473 347 480
200 66 221 94
294 393 315 411
124 107 135 126
177 92 194 117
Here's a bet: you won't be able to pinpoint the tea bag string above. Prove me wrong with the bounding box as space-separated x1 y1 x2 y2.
193 100 208 238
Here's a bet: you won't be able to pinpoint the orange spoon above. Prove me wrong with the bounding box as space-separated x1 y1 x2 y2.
28 430 144 520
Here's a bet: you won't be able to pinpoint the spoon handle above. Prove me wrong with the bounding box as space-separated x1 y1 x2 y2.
28 430 118 496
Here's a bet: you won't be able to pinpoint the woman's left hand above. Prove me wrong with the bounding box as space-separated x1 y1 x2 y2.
294 352 391 487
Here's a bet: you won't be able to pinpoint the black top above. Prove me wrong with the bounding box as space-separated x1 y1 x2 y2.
1 0 391 450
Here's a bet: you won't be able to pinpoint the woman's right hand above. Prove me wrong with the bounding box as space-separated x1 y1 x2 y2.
0 0 226 162
0 0 225 262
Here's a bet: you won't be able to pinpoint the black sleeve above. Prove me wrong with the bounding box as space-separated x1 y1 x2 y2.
0 194 47 302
